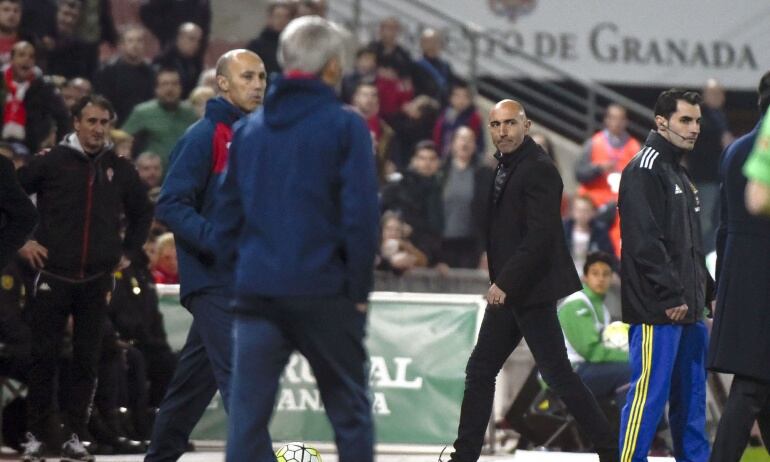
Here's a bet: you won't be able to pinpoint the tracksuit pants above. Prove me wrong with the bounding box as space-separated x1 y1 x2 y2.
145 293 232 462
225 294 373 462
619 322 709 462
26 272 113 443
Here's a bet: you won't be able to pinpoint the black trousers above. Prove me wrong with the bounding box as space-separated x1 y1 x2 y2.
449 301 617 462
26 272 112 442
710 375 770 462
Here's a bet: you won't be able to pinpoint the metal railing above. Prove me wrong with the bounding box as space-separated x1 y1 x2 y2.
329 0 655 142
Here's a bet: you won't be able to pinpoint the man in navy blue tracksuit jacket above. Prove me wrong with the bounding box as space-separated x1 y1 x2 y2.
214 17 380 462
148 49 266 462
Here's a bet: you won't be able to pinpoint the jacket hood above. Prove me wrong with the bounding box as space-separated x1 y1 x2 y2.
263 75 338 128
60 132 114 160
204 96 243 126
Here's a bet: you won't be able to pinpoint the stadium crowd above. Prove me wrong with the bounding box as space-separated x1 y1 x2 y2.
0 0 764 460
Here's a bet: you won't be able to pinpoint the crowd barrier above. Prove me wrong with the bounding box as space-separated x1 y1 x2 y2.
157 286 486 444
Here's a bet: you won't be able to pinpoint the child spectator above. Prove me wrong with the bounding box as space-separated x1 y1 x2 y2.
151 232 178 284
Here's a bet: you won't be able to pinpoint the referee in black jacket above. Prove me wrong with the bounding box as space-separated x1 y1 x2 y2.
617 89 714 462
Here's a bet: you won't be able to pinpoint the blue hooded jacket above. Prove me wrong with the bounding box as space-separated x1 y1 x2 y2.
156 97 243 304
213 75 379 303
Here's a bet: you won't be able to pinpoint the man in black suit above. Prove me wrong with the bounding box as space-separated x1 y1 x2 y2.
708 71 770 462
444 100 618 462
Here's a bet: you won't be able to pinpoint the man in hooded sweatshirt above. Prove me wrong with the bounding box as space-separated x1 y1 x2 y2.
148 48 266 462
17 94 153 462
215 16 379 462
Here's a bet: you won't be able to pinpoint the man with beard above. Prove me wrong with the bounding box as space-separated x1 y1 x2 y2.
443 99 618 462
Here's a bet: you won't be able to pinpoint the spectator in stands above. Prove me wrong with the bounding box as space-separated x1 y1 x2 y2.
387 94 440 170
381 140 444 263
196 67 216 91
413 28 454 104
557 251 629 409
72 0 117 80
151 232 178 284
108 240 176 413
438 126 493 268
341 47 377 104
109 129 132 158
93 25 155 124
17 94 153 462
375 57 413 123
433 82 484 159
135 151 162 188
139 0 211 52
246 0 294 78
121 66 198 172
60 76 92 112
368 17 412 80
563 195 615 275
294 0 327 17
377 210 427 274
187 85 215 118
40 0 94 79
154 22 204 99
0 0 28 65
576 104 640 256
351 82 397 184
0 41 70 152
683 78 734 253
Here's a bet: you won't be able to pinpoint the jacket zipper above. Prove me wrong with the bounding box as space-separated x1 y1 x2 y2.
80 163 95 278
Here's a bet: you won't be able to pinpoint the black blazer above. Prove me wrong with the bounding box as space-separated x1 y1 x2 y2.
486 136 581 306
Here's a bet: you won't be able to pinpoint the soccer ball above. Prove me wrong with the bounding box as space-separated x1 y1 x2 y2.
602 321 630 351
275 442 323 462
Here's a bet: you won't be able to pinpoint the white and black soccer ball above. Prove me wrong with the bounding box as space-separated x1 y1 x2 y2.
275 442 323 462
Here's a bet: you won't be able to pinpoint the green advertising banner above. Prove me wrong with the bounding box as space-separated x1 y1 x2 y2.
158 289 484 444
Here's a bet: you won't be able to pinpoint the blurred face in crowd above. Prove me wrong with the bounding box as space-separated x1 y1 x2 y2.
411 147 440 177
382 216 404 241
268 4 293 32
656 100 701 151
176 23 202 58
136 154 163 188
218 51 266 113
156 70 183 107
56 1 80 36
353 84 379 118
74 103 111 154
584 260 613 296
296 0 326 17
114 139 133 158
10 41 34 81
572 196 596 228
0 1 21 35
157 243 178 276
420 29 442 58
121 27 146 64
379 18 400 47
604 105 628 137
703 79 726 109
488 99 530 155
61 78 92 110
355 51 377 75
449 86 472 113
451 126 476 165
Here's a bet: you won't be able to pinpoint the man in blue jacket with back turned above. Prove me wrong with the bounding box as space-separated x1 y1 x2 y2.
148 49 266 462
215 16 380 462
